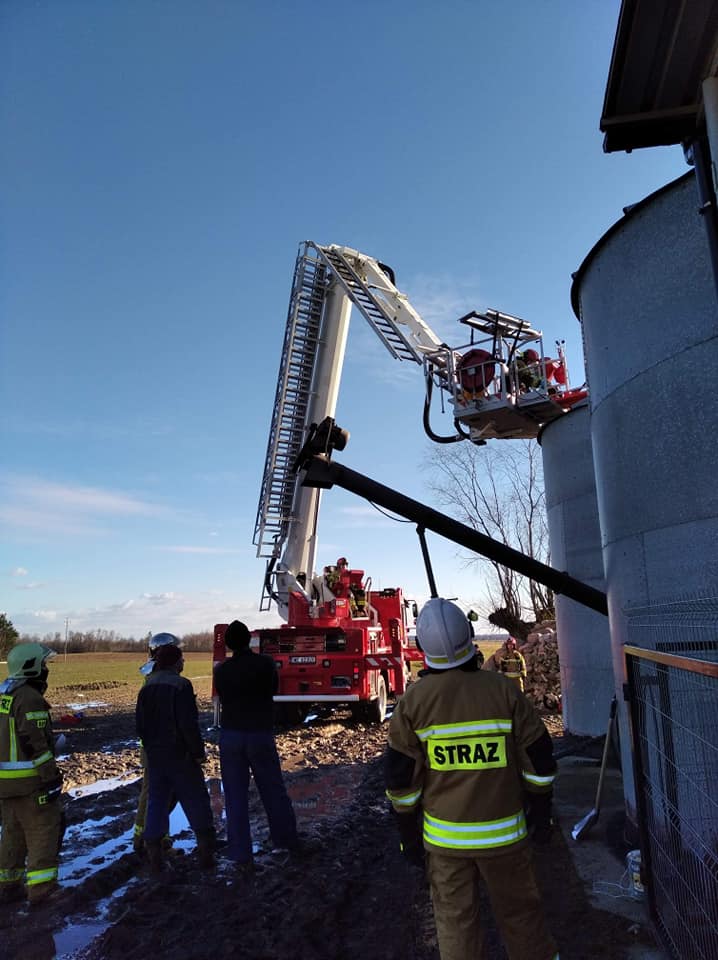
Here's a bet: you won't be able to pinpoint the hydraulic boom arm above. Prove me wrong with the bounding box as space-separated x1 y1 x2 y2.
252 242 450 618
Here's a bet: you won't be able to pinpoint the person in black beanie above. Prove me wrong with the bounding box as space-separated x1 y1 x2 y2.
214 620 297 868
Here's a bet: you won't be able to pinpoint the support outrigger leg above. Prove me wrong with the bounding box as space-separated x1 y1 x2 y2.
416 525 439 599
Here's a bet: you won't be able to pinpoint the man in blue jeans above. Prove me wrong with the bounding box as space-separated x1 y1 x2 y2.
214 621 297 868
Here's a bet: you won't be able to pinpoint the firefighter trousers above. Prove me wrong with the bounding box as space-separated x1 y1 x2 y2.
426 842 558 960
0 794 63 899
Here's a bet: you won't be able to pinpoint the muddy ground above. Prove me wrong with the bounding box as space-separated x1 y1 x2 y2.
0 683 658 960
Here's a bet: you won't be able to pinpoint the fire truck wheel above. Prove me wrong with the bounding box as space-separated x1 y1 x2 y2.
366 675 387 725
275 704 306 727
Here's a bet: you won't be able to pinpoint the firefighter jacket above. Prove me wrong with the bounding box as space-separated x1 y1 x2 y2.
136 669 206 762
386 664 555 857
0 679 60 799
485 646 527 683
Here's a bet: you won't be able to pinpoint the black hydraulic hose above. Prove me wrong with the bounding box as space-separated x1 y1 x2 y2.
423 369 463 444
376 261 396 286
301 456 608 616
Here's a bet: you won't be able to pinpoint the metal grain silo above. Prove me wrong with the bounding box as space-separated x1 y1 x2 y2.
571 171 718 824
539 401 613 736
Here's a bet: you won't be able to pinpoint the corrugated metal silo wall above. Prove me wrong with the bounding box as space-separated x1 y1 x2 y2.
540 402 613 736
572 171 718 822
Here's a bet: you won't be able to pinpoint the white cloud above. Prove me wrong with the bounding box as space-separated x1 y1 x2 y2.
30 610 58 622
14 590 281 639
17 582 45 591
407 271 485 341
9 476 161 515
0 504 110 537
0 473 166 536
10 567 28 577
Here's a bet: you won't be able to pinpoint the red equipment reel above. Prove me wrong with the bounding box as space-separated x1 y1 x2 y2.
457 348 496 393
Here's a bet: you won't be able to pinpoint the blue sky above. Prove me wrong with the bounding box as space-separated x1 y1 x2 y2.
1 1 686 639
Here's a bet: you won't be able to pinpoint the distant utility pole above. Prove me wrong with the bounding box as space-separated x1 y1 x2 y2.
64 618 69 662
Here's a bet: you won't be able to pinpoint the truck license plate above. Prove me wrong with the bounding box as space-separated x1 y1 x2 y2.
289 655 316 664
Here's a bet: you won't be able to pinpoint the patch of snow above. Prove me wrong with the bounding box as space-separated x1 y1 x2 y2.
64 701 109 710
54 920 108 959
101 739 139 752
53 880 137 959
60 829 135 886
63 815 117 842
68 773 141 799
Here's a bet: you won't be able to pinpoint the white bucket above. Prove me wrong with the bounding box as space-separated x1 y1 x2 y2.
627 849 645 898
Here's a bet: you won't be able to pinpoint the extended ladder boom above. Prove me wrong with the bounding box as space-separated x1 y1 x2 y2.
252 242 448 616
315 244 445 361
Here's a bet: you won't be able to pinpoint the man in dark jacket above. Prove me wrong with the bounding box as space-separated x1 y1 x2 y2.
133 632 179 854
214 620 297 867
135 639 215 872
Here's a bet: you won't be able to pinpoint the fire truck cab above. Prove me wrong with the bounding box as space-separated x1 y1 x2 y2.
213 578 419 725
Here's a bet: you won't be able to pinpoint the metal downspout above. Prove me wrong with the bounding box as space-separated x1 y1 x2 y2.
695 78 718 302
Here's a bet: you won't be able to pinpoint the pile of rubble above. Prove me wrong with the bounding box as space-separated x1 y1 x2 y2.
520 622 561 711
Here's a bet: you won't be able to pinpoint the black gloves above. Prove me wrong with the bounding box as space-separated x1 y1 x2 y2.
525 792 553 844
41 772 64 803
395 808 425 868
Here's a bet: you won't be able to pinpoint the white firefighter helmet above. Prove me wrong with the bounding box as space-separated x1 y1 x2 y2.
140 632 182 675
416 598 475 670
7 642 56 680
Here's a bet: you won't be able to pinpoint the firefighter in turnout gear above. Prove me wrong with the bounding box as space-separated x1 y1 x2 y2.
385 600 558 960
0 643 64 906
484 636 527 691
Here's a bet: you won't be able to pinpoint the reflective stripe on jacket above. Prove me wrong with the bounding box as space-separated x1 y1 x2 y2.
0 684 59 799
387 667 555 857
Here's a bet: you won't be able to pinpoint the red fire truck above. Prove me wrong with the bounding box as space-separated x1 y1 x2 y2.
214 565 419 724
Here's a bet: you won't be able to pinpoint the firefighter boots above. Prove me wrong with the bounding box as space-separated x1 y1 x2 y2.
144 839 163 876
0 882 25 905
196 831 216 871
27 881 60 908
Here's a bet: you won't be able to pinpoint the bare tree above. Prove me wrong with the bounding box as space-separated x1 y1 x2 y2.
425 440 553 638
0 613 19 658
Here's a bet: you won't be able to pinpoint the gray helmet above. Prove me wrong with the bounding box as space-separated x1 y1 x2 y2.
148 632 181 652
140 632 182 675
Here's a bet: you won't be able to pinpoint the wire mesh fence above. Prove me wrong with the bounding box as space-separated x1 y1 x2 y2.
625 614 718 960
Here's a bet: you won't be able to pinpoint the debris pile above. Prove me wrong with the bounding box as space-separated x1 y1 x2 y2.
520 622 561 711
